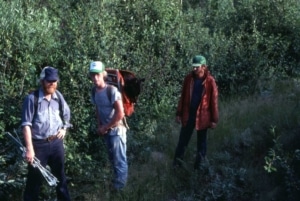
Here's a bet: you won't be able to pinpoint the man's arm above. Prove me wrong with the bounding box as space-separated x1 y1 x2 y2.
23 125 35 164
209 77 219 128
21 94 35 164
176 74 190 123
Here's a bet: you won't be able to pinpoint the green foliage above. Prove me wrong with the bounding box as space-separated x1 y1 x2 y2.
264 127 300 200
0 131 27 200
0 0 300 200
0 108 4 134
264 126 281 173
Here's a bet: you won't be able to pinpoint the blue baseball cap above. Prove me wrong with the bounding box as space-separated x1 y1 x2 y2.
40 66 59 81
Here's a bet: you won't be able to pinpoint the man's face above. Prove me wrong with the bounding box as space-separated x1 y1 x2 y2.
90 72 104 87
193 64 206 78
42 80 58 95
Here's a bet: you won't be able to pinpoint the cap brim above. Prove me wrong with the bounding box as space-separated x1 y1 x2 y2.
89 69 104 73
45 78 59 81
192 63 202 66
44 76 59 81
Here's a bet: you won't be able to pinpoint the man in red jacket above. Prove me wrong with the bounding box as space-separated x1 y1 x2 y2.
173 55 219 169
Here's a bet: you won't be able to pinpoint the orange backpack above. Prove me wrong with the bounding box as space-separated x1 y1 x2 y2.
92 68 144 117
105 68 135 116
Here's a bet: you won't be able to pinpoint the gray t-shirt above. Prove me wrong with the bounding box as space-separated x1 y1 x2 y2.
91 85 126 136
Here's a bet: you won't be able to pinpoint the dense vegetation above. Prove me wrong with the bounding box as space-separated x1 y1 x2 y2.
0 0 299 200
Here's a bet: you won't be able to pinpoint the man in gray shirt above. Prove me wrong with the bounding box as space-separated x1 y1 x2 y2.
22 66 71 201
90 61 128 191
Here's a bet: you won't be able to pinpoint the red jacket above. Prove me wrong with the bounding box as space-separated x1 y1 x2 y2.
176 71 219 130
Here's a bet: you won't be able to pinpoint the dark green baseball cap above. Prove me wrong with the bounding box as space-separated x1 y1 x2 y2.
192 55 206 66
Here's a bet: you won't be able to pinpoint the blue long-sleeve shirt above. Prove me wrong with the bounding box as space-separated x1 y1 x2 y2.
21 88 70 139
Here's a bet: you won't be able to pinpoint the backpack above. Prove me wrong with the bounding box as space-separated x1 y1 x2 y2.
91 68 143 117
33 89 65 124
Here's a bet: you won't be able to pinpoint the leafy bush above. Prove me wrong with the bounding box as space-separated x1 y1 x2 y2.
264 127 300 201
1 0 300 200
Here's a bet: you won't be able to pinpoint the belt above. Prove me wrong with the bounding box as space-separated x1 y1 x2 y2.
46 135 57 142
32 135 57 142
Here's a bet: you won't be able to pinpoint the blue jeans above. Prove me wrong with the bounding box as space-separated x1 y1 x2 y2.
173 118 208 168
104 131 128 190
23 138 70 201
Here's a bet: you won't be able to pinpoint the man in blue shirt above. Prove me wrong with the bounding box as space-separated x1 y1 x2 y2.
22 66 71 201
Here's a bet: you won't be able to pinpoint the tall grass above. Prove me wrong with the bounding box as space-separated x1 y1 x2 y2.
74 79 300 201
7 80 298 201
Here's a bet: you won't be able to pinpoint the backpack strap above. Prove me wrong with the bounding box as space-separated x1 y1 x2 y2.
106 85 113 104
106 85 129 129
33 90 39 118
55 90 65 124
91 85 112 104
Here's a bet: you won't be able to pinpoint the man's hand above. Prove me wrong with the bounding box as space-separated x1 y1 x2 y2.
210 122 217 129
57 128 67 139
97 125 109 135
25 148 35 164
23 126 35 164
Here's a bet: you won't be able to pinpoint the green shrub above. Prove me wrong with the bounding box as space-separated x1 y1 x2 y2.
1 0 300 200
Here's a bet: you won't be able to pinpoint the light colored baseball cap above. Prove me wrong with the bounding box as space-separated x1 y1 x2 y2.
89 61 105 73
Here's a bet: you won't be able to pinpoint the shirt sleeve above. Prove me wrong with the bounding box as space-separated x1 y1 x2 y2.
21 94 35 127
111 86 122 104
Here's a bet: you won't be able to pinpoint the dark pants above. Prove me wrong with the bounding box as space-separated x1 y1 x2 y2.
173 118 208 169
23 138 70 201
